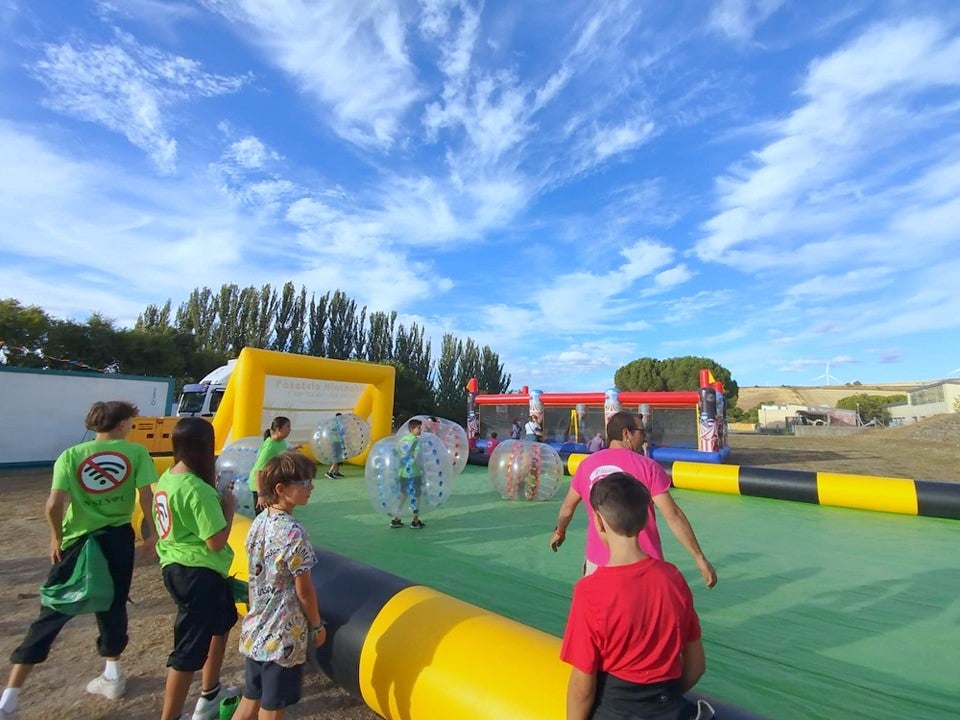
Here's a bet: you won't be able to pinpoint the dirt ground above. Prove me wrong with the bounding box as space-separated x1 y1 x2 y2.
729 413 960 482
0 470 379 720
2 415 958 719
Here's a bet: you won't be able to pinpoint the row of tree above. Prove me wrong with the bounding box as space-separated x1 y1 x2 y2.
1 285 512 423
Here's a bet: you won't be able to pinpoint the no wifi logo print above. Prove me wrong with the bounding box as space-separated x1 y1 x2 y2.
76 452 132 494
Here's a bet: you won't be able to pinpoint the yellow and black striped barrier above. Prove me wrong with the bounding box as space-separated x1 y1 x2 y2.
667 461 960 519
218 513 766 720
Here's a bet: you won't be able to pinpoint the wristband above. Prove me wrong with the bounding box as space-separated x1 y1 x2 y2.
554 526 565 536
310 621 327 633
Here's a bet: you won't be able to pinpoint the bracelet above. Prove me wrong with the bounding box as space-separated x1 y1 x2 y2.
310 621 327 633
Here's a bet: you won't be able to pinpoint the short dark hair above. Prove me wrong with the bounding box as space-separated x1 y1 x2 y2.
606 411 642 444
589 472 651 537
85 401 138 432
259 451 316 503
408 418 422 431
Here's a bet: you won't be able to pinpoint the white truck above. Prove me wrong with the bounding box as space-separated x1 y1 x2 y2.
176 359 236 417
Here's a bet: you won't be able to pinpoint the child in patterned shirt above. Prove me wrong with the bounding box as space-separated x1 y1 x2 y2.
232 452 326 720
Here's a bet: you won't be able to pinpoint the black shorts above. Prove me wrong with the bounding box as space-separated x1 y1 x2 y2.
162 563 238 672
244 658 304 710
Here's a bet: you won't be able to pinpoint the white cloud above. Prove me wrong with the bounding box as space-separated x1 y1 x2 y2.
203 0 422 149
225 136 279 170
32 32 248 173
592 119 656 161
697 18 960 272
709 0 785 42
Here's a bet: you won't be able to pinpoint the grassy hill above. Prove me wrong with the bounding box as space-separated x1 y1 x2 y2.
736 383 916 410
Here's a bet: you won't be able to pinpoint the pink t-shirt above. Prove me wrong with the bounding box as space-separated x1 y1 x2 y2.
570 448 671 566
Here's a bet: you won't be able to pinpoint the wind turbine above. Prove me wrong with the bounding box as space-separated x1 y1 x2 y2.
814 362 841 386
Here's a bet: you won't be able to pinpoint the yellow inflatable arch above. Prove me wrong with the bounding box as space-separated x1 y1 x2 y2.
212 347 395 464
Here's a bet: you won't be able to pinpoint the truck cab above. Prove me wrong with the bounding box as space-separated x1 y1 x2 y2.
176 359 236 418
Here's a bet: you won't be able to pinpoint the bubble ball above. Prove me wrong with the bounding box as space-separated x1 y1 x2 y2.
310 413 371 464
488 440 564 501
397 415 469 477
216 435 263 517
365 432 454 517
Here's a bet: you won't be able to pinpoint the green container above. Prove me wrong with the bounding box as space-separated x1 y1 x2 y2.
219 694 240 720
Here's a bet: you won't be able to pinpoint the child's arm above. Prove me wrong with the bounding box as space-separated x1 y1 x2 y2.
678 637 706 692
204 491 236 551
565 667 596 720
294 571 326 647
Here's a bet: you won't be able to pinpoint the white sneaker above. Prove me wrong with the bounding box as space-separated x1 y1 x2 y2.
85 673 126 700
192 686 240 720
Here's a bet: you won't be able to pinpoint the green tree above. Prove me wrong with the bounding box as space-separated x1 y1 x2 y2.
272 282 300 352
394 322 432 384
174 288 217 350
366 310 397 363
287 286 307 355
326 290 364 359
478 345 510 394
434 333 461 420
387 361 437 426
614 355 739 405
306 292 329 357
837 394 906 425
135 300 172 333
0 298 52 366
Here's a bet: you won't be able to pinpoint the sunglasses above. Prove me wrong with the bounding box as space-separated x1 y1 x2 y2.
288 479 314 488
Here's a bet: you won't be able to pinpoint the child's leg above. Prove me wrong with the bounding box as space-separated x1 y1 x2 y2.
199 631 229 694
231 696 261 720
161 668 195 720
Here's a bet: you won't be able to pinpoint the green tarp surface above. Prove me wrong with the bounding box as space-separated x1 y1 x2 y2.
295 464 959 720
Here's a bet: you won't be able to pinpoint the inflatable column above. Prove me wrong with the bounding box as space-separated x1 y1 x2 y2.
529 389 544 437
698 387 718 452
713 381 726 450
603 388 621 428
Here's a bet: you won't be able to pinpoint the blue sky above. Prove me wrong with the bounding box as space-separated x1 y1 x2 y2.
1 0 959 392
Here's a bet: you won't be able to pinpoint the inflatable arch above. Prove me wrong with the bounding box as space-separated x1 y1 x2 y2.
212 347 395 464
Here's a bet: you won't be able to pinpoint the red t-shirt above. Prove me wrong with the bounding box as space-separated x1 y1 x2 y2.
570 448 671 565
560 558 701 684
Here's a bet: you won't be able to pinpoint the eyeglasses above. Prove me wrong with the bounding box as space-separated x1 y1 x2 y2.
630 427 646 436
289 479 314 488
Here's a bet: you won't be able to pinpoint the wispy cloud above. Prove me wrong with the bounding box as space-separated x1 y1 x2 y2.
32 31 248 172
709 0 785 42
203 0 422 149
697 18 960 268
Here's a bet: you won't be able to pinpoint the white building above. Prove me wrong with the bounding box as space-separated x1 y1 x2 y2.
887 379 960 425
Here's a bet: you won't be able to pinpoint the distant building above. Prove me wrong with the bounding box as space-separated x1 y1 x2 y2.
887 379 960 425
759 404 858 431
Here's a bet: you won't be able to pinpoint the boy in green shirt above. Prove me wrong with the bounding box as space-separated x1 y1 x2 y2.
391 419 424 529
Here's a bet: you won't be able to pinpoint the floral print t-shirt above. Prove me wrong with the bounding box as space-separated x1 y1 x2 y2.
239 509 317 667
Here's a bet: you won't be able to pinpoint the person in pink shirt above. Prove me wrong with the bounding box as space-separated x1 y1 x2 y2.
550 411 717 588
485 432 500 454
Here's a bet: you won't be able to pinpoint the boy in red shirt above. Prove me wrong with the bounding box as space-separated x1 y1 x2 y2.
560 472 714 720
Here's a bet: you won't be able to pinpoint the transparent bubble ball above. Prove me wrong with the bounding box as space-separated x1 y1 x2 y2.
397 415 468 477
309 413 371 464
215 435 263 517
364 432 454 517
488 439 564 501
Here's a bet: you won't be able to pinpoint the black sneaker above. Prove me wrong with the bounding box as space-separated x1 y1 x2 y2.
325 471 336 479
410 518 425 529
333 472 345 477
389 518 404 528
